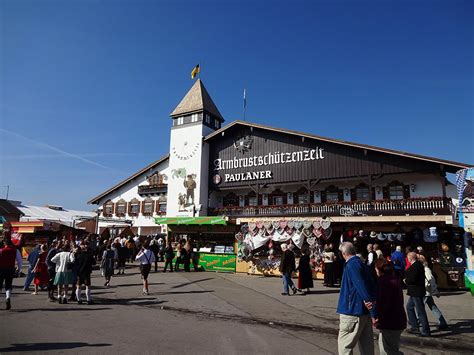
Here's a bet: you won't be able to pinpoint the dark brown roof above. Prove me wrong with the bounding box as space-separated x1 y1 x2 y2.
0 199 24 217
88 154 169 205
170 79 224 120
204 120 471 172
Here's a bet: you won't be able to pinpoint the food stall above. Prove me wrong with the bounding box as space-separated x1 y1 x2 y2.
155 216 238 273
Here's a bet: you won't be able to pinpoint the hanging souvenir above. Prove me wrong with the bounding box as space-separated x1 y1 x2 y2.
306 236 317 247
279 220 288 229
313 227 323 238
323 227 333 240
302 228 312 239
272 220 280 230
320 217 331 230
312 220 321 229
248 222 257 232
303 220 312 229
256 221 264 230
240 224 249 234
285 226 295 236
294 220 303 230
235 232 244 242
287 220 295 229
263 221 272 230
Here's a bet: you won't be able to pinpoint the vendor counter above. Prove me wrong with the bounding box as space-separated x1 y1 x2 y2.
236 256 323 279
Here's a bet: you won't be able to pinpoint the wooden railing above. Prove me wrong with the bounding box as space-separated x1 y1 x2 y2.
209 197 453 217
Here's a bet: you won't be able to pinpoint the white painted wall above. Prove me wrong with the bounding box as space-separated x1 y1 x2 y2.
96 159 169 232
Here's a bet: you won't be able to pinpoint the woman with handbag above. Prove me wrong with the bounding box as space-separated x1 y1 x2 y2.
101 242 116 287
136 240 155 295
51 242 75 304
32 244 49 295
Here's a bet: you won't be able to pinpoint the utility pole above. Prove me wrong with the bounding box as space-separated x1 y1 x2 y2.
4 185 10 200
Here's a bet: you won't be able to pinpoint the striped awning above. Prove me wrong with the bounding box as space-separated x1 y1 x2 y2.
155 216 228 225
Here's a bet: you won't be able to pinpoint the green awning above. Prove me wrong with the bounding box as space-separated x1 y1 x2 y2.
155 216 228 225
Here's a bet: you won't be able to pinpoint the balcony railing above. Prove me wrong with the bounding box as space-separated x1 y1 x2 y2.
209 197 453 218
138 184 168 195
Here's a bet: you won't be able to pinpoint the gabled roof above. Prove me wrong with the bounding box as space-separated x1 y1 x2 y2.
170 79 224 120
88 154 169 205
204 120 471 172
0 199 24 217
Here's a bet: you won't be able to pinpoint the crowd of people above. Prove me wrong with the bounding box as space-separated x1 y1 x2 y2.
0 231 209 310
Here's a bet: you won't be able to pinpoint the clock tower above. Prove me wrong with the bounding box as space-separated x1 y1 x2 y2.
167 79 224 217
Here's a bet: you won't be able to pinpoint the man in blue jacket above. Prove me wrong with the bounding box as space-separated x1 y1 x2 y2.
390 245 406 278
337 242 377 355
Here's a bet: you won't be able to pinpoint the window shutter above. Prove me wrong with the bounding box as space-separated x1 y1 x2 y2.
309 191 314 203
320 191 327 203
350 188 356 201
245 196 249 206
383 187 389 199
258 195 262 205
403 185 410 199
371 187 376 201
283 194 288 205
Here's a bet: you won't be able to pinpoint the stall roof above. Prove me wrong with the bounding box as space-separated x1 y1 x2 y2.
155 216 228 225
13 203 95 227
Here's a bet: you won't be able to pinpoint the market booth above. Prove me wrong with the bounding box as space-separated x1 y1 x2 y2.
155 216 238 273
235 215 468 288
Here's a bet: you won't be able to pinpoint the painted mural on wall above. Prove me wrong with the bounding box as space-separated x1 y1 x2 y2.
172 168 197 211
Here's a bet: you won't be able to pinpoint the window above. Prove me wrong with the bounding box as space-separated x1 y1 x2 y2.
177 116 184 125
214 119 220 129
326 191 339 202
273 196 284 205
205 114 211 124
129 198 140 215
191 113 198 122
356 186 370 201
298 194 309 204
143 199 154 215
248 197 258 206
158 203 167 213
389 185 404 200
115 199 126 216
104 201 114 216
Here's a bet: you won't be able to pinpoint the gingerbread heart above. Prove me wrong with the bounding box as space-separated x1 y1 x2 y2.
303 220 312 229
320 218 331 230
279 220 288 229
248 222 257 231
263 221 272 230
272 221 280 230
313 220 321 229
256 221 264 230
294 221 303 230
287 220 295 229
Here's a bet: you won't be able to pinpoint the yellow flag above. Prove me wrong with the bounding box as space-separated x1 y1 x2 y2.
191 64 200 79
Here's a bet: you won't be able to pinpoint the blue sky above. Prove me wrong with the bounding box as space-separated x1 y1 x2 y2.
1 0 473 210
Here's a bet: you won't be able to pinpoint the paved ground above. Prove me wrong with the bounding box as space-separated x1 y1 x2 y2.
0 263 472 354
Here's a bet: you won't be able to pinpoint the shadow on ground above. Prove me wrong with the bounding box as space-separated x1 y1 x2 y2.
0 342 111 352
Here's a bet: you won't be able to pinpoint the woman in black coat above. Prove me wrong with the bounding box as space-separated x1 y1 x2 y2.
297 248 314 294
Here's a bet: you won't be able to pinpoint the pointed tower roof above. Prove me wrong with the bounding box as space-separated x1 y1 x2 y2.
170 79 224 121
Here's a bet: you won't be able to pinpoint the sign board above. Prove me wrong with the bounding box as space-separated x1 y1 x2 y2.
198 253 236 272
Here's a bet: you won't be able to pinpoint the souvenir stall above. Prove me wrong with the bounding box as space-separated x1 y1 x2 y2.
235 217 335 278
338 224 467 289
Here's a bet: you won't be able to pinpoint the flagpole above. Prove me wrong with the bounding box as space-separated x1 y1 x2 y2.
243 88 246 121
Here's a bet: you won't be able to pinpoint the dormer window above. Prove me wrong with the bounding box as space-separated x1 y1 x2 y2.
177 116 184 125
215 120 221 129
191 113 198 122
205 114 211 124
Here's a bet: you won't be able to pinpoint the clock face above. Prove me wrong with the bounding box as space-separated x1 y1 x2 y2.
172 140 200 161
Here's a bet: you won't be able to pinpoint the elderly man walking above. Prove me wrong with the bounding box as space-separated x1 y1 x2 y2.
405 251 431 337
337 242 377 355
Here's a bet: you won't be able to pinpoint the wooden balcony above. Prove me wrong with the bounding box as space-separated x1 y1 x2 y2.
137 184 167 196
209 197 453 218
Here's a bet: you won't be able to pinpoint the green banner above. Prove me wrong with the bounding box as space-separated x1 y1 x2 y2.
155 216 227 225
198 253 236 272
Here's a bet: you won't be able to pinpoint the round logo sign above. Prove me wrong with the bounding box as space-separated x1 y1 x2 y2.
213 174 221 185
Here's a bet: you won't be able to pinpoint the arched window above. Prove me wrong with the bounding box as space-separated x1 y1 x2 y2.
355 184 370 201
142 198 154 215
223 192 239 207
103 200 114 217
325 185 340 202
387 181 406 200
115 199 127 216
295 187 309 204
269 189 286 205
128 198 140 216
